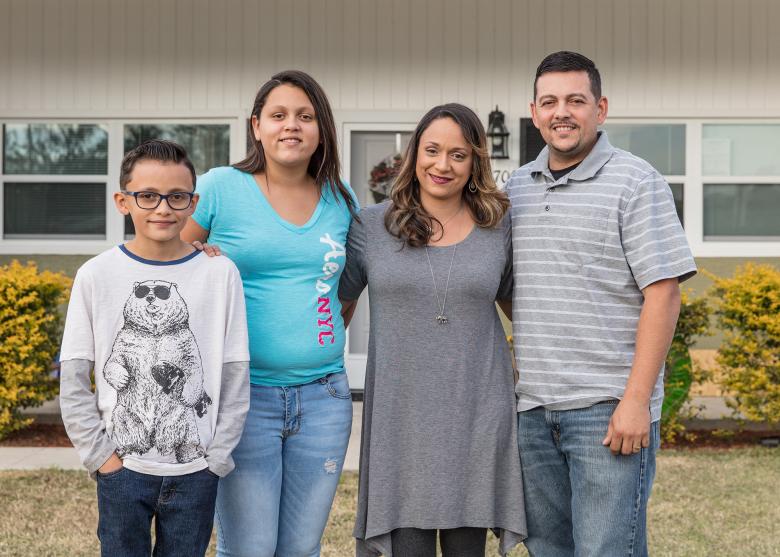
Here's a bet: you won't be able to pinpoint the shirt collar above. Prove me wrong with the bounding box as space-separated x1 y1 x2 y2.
530 131 616 182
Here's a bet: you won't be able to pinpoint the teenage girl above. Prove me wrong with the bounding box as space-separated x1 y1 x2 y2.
182 70 358 557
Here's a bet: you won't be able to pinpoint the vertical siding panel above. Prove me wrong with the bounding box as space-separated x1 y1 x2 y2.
747 0 768 108
340 0 358 109
91 0 110 112
307 0 327 100
474 0 494 114
174 0 194 112
440 0 460 106
25 0 43 110
256 0 277 80
714 0 733 110
324 0 343 108
424 0 444 108
661 0 681 109
8 0 27 110
356 0 376 109
274 0 293 70
373 0 393 109
123 0 143 111
0 0 10 110
679 0 698 112
390 0 410 110
59 0 78 110
696 0 715 110
206 0 227 110
627 0 648 110
75 0 94 111
594 0 614 98
239 0 258 112
140 0 161 111
645 0 664 110
766 0 780 109
292 0 309 71
730 0 750 111
492 0 512 116
577 0 598 61
106 0 126 112
407 0 427 109
156 0 175 111
610 0 630 111
560 0 580 52
506 0 530 119
40 0 60 111
457 0 477 111
224 0 242 110
190 0 209 110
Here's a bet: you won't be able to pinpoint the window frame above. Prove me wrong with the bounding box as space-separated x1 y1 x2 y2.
0 117 241 254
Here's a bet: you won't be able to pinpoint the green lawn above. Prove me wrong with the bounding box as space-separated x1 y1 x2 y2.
1 448 777 556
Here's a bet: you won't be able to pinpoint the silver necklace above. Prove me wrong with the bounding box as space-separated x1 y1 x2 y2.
424 243 458 325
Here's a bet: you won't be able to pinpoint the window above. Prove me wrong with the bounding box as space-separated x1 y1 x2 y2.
2 123 108 239
702 124 780 240
519 120 686 227
123 124 231 236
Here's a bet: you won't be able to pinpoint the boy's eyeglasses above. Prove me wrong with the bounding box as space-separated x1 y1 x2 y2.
123 191 195 210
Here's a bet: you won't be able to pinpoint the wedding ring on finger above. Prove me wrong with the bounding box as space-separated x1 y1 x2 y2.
632 445 642 453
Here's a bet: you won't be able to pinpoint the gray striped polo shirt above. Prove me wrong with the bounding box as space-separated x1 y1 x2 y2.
506 132 696 422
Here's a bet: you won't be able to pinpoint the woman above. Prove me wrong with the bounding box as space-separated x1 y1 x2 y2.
182 70 358 557
339 104 527 557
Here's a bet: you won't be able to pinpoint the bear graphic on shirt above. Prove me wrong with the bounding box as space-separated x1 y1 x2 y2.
103 280 211 464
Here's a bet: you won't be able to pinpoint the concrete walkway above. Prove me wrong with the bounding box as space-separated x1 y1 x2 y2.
0 402 364 472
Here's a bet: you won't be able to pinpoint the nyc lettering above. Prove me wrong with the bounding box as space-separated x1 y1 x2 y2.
316 233 345 346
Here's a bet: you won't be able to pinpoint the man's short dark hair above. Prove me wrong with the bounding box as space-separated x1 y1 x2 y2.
534 51 602 101
119 139 196 191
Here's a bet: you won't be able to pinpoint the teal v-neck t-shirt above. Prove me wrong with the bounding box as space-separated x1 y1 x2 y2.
192 166 357 386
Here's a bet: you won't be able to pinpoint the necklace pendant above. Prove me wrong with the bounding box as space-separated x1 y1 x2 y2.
436 314 448 325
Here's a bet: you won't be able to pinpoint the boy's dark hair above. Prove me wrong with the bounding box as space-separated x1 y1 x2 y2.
119 139 197 191
534 51 602 101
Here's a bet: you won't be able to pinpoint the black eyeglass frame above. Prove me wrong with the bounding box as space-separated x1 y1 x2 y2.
122 191 195 210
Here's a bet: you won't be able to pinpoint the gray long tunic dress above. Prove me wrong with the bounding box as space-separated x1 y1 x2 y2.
339 203 527 556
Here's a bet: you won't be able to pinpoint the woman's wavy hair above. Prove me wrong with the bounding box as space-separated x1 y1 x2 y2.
233 70 357 217
384 103 509 247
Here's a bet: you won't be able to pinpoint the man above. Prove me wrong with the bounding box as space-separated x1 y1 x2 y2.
506 51 696 556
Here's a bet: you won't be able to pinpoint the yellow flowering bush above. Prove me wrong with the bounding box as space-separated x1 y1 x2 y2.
0 261 71 439
710 264 780 423
661 292 711 442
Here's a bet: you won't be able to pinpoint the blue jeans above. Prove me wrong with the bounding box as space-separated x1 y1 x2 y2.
215 372 353 557
517 401 660 557
96 467 219 557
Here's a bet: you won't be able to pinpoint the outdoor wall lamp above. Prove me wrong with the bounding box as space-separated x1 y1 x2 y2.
487 106 510 159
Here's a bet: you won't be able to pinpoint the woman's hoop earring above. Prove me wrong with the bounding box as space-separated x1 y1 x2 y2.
468 180 478 194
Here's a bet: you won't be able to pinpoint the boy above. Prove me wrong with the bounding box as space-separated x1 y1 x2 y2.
59 139 250 557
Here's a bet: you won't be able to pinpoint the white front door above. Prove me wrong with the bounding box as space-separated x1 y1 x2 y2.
344 129 412 390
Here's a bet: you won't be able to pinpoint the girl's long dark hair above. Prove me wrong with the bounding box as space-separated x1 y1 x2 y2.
384 103 509 247
234 70 357 218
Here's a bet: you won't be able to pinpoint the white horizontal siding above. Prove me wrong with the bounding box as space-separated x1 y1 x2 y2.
0 0 778 119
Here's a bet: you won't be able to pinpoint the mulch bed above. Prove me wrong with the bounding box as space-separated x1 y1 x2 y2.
0 423 73 447
2 422 778 450
663 429 780 449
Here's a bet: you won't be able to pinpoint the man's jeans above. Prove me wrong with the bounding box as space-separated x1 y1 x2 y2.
96 467 219 557
517 400 660 557
214 372 353 557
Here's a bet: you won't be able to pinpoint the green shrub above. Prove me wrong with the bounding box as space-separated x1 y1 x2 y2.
710 263 780 423
662 292 711 442
0 261 71 439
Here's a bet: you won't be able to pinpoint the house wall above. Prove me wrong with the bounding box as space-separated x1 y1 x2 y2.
2 0 779 119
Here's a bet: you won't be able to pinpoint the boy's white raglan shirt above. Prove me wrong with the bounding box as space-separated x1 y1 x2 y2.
60 246 249 476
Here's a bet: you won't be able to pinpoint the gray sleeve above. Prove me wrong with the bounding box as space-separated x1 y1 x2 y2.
338 210 368 301
59 359 116 474
622 171 697 290
496 213 514 301
206 360 250 477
